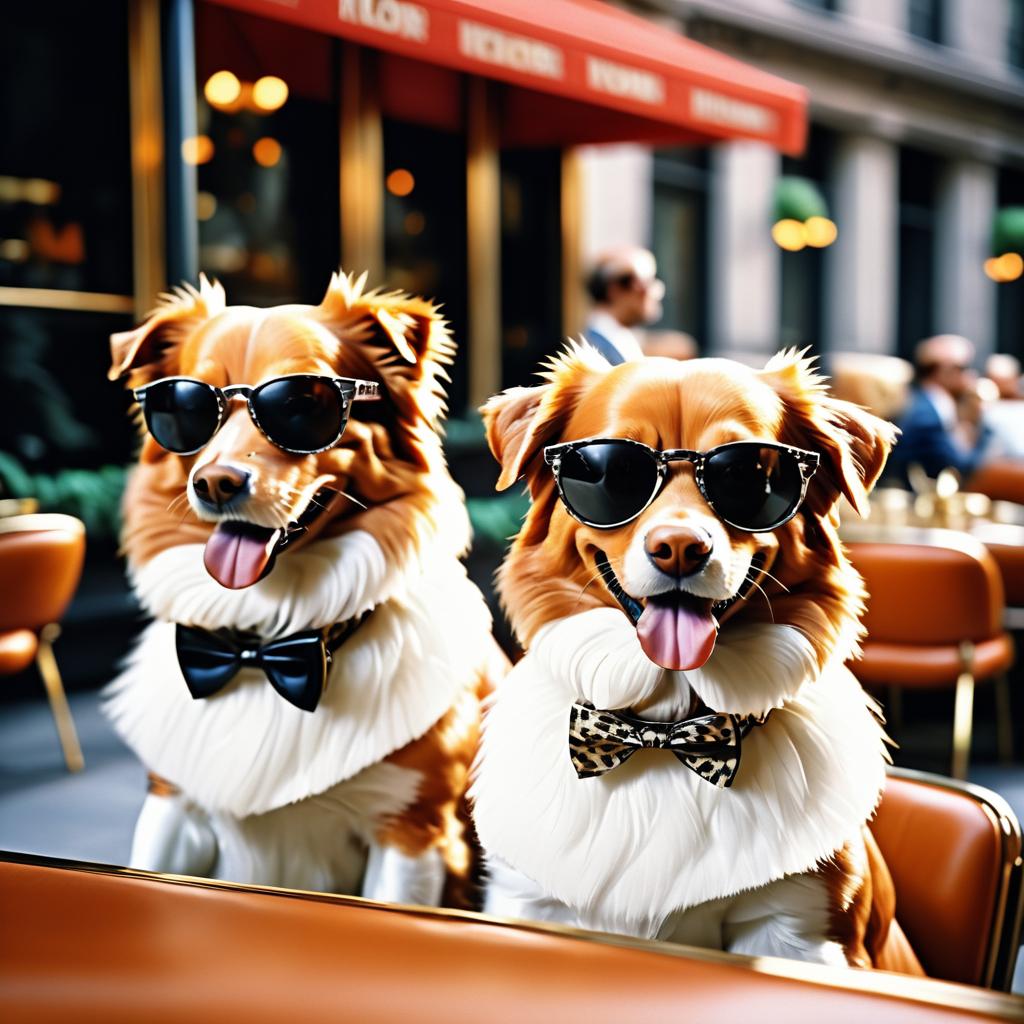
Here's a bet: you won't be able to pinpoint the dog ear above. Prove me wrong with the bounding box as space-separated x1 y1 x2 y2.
109 276 224 382
318 271 455 428
482 342 607 493
760 350 898 516
482 384 551 492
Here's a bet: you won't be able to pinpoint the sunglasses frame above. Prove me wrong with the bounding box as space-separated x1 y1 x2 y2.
133 374 381 456
543 437 820 532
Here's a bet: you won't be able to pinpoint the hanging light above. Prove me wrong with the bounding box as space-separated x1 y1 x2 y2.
772 176 837 250
204 71 242 109
181 135 215 165
386 168 415 197
771 219 807 252
252 137 282 168
252 76 289 112
986 208 1024 283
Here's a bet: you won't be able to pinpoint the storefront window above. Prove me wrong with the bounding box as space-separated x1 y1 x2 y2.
0 6 132 295
192 4 340 306
652 149 709 351
897 146 938 360
996 167 1024 357
779 127 832 353
500 149 562 389
908 0 944 44
383 118 468 412
0 308 134 475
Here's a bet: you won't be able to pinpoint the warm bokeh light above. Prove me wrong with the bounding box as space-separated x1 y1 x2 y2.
0 176 61 204
404 211 426 235
0 238 30 262
252 76 289 112
204 71 241 108
386 168 415 197
196 191 218 221
771 218 807 251
252 137 282 168
996 252 1023 282
985 252 1024 282
804 216 838 248
181 135 215 165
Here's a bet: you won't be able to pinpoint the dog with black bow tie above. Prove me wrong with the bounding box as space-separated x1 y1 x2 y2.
105 273 504 903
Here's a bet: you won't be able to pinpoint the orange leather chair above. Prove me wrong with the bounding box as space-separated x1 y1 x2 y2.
873 767 1024 990
968 459 1024 507
980 536 1024 633
846 531 1015 779
0 513 86 772
1 848 1020 1022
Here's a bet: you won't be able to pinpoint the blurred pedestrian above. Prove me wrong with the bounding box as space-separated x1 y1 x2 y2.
640 329 697 361
582 246 664 365
982 354 1024 458
985 353 1023 400
886 334 994 485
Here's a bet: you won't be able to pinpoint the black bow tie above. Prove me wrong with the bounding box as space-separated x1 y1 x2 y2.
568 702 767 788
174 617 366 713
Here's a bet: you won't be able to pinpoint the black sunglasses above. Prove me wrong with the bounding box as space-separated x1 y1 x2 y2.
133 374 381 455
543 438 820 533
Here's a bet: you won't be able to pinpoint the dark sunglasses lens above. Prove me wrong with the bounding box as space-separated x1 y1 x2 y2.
558 441 660 527
703 445 804 530
142 380 221 453
251 377 345 453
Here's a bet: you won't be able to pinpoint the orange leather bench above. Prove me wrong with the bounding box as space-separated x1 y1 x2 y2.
1 853 1021 1023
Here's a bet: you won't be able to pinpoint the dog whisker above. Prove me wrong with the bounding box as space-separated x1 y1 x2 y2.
338 490 368 511
166 492 191 515
743 573 775 622
571 567 608 614
755 566 790 594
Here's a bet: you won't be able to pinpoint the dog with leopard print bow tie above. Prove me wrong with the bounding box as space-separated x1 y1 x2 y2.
470 344 924 972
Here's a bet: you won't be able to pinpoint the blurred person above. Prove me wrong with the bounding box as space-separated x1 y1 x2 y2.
887 334 994 485
985 353 1022 400
640 329 697 361
582 246 664 365
827 351 913 423
981 353 1024 459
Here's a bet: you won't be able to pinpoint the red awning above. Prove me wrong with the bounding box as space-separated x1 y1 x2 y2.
210 0 807 153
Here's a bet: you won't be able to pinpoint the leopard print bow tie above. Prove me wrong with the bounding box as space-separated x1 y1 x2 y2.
568 702 766 788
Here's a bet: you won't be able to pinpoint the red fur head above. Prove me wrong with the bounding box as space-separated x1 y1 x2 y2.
482 345 896 669
110 271 462 583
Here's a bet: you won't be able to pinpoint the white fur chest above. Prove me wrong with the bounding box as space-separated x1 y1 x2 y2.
471 609 888 939
105 530 493 817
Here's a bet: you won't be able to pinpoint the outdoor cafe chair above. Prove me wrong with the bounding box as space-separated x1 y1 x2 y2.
845 530 1014 780
0 513 86 772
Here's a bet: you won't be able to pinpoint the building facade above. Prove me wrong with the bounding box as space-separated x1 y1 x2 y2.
580 0 1024 363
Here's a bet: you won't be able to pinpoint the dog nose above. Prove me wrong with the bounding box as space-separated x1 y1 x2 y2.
645 524 712 577
193 464 250 508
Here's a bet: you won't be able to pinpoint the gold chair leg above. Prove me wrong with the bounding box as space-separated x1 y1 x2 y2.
994 673 1014 765
36 624 84 773
951 641 975 781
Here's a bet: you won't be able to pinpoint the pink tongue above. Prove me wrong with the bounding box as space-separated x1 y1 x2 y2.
637 597 718 671
203 523 281 590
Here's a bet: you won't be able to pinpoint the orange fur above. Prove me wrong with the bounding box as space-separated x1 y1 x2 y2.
482 345 905 965
113 271 506 898
115 273 459 570
378 671 493 909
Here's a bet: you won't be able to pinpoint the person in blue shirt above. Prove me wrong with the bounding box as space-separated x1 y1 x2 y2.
888 334 994 486
582 247 664 366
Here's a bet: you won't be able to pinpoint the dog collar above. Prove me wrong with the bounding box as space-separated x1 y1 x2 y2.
568 700 769 787
174 613 369 712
